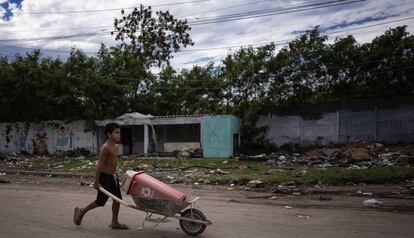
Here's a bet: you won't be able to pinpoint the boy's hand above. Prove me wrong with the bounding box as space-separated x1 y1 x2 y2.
94 182 101 191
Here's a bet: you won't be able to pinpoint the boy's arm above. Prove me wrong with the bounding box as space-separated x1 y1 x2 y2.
94 146 108 190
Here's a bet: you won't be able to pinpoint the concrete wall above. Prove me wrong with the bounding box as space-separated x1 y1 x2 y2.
258 97 414 146
202 115 240 158
0 121 97 154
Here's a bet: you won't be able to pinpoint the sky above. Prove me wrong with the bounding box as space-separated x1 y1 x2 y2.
0 0 413 70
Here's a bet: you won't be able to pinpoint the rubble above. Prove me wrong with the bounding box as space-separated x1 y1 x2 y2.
237 142 411 169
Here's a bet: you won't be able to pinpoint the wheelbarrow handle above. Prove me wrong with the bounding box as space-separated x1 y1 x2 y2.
99 187 137 209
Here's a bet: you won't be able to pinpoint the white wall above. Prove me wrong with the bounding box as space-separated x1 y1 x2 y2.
0 121 97 154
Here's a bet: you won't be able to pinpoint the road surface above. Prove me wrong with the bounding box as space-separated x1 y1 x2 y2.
0 174 413 238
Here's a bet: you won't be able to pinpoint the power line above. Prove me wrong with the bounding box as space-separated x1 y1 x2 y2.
179 0 271 19
188 0 368 26
179 15 414 52
0 0 324 33
8 0 211 15
0 0 369 42
0 31 112 42
0 14 412 56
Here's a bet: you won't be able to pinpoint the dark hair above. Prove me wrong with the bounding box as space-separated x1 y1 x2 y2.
105 122 120 138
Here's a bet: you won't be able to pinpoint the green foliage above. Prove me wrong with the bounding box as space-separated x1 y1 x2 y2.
1 21 413 152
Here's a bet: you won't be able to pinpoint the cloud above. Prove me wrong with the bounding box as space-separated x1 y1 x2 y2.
0 0 413 69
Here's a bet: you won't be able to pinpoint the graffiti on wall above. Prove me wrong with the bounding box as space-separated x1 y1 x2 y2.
56 126 69 148
4 125 12 148
35 133 48 155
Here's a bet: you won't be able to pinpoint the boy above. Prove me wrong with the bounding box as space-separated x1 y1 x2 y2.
73 122 129 230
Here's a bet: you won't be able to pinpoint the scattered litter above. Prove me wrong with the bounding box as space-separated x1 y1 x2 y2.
75 156 86 160
247 180 264 188
230 183 235 187
292 192 301 196
296 214 311 219
284 206 293 209
278 155 287 161
363 199 383 206
80 182 93 186
269 196 278 200
222 160 229 164
0 172 6 176
192 182 200 189
362 192 373 196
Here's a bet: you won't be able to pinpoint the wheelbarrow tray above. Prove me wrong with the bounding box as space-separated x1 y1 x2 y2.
132 196 191 216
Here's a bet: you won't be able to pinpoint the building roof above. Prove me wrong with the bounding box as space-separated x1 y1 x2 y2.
95 113 207 126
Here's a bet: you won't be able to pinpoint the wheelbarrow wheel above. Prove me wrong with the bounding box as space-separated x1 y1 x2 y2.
179 208 207 236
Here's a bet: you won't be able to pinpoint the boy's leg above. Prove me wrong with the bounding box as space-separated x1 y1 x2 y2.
111 201 120 225
80 201 101 216
74 201 101 225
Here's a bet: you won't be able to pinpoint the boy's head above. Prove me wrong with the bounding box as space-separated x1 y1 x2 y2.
105 123 121 142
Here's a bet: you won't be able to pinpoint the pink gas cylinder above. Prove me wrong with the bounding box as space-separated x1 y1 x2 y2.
121 170 187 201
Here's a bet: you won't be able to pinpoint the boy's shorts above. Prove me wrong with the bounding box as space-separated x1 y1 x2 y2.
95 172 122 206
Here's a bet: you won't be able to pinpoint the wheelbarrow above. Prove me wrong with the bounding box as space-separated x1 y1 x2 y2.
99 170 212 236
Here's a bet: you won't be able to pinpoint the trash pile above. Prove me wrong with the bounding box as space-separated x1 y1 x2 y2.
238 143 414 169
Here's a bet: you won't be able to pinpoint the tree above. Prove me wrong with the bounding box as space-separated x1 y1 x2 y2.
112 5 194 67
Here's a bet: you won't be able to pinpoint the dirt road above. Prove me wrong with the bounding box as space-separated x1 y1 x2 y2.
0 174 413 238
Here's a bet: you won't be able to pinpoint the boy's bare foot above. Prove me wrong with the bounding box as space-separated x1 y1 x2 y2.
73 207 84 226
109 223 129 230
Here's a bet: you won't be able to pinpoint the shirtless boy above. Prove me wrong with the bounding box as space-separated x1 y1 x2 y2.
73 122 129 230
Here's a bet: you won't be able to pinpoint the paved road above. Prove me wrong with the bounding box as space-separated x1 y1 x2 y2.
0 174 413 238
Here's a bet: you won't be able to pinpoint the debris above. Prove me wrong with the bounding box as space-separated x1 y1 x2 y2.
166 176 175 181
345 147 371 162
222 160 229 164
362 192 373 196
0 172 6 176
80 182 93 186
230 183 235 187
247 180 264 188
284 206 293 209
269 196 278 200
363 199 383 206
192 182 200 189
296 214 311 219
398 155 414 166
239 164 249 170
292 192 301 196
75 156 86 160
278 155 287 161
244 187 251 191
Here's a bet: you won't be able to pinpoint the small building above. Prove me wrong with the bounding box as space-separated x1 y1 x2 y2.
95 113 240 158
